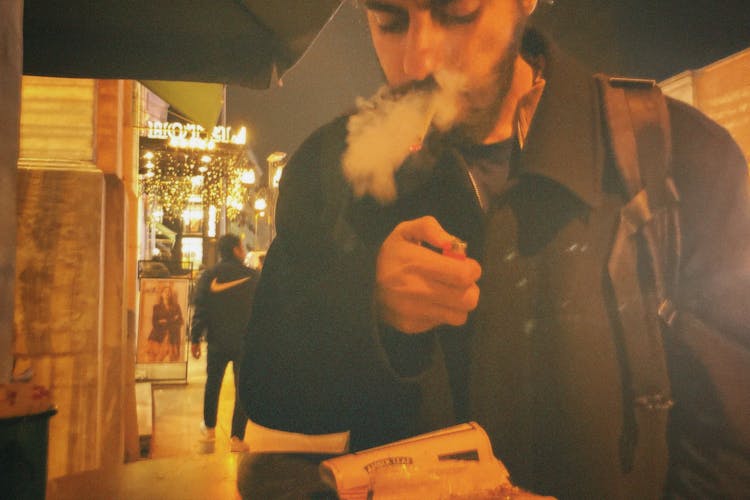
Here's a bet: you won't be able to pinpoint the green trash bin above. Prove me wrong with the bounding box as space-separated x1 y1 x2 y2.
0 407 57 500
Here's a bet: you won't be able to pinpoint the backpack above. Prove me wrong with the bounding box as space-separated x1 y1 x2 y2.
597 74 750 497
597 74 677 492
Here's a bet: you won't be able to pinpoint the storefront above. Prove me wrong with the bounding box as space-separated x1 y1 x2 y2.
137 114 260 274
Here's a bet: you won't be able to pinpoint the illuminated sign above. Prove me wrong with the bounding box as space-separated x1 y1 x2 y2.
146 121 247 150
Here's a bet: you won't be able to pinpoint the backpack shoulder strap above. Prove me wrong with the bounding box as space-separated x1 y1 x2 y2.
595 74 682 477
596 74 681 321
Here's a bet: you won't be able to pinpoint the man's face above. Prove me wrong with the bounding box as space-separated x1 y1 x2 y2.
364 0 534 136
233 243 247 262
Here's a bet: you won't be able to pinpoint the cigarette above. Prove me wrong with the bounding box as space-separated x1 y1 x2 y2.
409 100 438 153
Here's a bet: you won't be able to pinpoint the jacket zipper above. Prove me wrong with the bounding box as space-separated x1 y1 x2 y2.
464 166 486 212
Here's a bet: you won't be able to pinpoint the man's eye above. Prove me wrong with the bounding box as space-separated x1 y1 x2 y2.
434 0 481 25
373 12 409 34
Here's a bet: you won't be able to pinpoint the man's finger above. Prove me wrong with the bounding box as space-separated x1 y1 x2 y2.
379 275 480 312
393 217 481 281
379 295 473 333
394 215 453 248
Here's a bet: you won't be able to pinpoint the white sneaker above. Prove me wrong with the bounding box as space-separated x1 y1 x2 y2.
200 422 216 441
230 436 249 453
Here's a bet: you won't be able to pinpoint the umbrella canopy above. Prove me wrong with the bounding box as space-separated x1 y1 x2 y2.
22 0 343 88
23 1 750 86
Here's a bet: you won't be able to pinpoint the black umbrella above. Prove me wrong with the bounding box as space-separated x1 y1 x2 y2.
22 0 343 88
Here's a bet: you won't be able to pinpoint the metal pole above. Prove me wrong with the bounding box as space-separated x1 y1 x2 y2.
220 176 227 236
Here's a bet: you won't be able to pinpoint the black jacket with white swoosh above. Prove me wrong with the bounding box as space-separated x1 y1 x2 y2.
190 256 258 354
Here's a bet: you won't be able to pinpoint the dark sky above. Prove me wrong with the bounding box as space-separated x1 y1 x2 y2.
227 0 750 166
227 3 382 166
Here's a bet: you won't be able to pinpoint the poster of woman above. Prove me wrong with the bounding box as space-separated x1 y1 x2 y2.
137 278 190 363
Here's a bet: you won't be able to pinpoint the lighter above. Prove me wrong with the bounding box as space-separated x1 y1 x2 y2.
441 237 467 260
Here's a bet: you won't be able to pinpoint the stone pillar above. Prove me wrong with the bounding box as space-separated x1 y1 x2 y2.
15 167 105 478
0 0 22 382
96 79 140 465
14 75 141 476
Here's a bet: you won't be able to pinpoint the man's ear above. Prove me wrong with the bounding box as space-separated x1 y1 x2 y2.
522 0 538 16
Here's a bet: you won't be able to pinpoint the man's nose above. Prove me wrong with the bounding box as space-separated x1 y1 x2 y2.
402 15 441 81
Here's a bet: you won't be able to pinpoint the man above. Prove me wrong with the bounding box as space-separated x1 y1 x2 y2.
240 1 750 497
191 234 258 453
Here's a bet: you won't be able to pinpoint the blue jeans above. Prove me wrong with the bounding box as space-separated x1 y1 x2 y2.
204 346 247 439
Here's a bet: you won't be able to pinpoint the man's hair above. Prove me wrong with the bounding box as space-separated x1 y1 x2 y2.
217 233 241 261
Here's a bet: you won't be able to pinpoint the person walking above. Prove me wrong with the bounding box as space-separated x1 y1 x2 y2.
191 234 258 453
239 1 750 497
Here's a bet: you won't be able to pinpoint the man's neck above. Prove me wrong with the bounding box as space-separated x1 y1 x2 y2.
482 56 535 144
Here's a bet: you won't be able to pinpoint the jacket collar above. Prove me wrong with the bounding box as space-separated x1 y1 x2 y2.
517 30 606 207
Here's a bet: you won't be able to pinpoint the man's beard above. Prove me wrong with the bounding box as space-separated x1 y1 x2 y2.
445 20 526 143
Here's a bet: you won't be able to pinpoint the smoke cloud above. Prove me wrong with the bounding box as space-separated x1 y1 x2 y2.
342 71 467 204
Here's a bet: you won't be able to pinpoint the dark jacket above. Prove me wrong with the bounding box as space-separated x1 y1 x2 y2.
191 257 258 355
239 33 750 499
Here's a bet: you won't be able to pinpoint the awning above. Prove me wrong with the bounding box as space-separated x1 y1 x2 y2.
140 81 225 131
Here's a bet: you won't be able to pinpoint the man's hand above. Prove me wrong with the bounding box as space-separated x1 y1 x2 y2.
376 216 481 334
191 342 202 359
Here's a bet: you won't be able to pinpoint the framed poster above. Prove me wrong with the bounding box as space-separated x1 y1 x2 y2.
136 278 190 365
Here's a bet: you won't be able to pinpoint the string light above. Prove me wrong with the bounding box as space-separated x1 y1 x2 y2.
254 197 267 211
138 138 254 220
240 169 256 185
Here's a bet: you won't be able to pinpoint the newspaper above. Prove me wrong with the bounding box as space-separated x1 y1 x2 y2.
319 422 511 499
